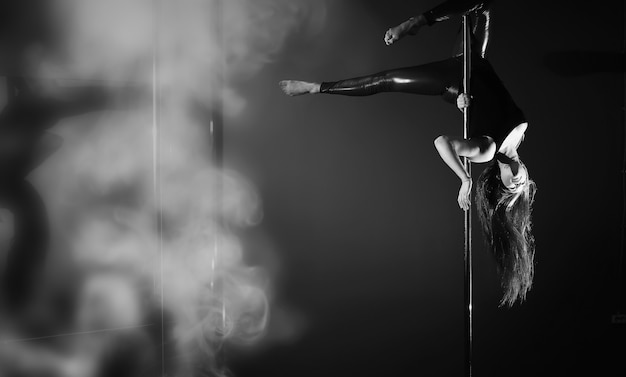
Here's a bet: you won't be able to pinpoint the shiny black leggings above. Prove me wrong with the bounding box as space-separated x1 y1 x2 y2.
320 57 463 101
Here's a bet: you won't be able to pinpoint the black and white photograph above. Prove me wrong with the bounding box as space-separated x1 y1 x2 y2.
0 1 624 376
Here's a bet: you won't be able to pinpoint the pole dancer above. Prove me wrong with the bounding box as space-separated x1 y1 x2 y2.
279 0 536 307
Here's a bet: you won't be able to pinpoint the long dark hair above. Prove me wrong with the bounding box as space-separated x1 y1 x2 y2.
475 159 536 307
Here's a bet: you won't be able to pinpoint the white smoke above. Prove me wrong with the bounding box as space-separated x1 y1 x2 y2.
27 0 326 375
39 0 327 113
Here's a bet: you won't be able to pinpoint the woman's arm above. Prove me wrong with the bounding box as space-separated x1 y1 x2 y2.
434 135 481 180
434 135 494 210
384 0 490 45
384 15 428 45
422 0 491 26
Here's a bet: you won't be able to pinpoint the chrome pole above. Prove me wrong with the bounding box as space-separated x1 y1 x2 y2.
462 14 473 377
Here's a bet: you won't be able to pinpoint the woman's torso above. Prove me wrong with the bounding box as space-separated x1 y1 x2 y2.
439 55 526 151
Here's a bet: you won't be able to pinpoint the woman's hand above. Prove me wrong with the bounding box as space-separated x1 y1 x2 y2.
384 24 405 45
456 93 471 112
384 16 423 46
458 179 472 211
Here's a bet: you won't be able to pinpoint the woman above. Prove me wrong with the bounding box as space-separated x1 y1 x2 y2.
279 0 536 307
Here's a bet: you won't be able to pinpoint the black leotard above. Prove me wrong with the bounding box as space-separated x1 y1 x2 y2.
319 56 525 151
319 0 526 152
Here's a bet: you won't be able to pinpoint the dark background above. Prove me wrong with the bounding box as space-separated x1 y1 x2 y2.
0 0 624 376
226 1 626 376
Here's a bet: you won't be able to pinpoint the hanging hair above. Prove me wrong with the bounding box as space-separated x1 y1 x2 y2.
475 159 536 307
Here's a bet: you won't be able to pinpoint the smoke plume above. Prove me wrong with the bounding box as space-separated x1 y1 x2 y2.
27 0 326 375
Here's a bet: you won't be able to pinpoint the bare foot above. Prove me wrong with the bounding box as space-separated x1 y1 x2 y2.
279 80 320 96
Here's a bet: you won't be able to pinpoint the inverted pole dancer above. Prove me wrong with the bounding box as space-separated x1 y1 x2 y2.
280 0 538 370
462 14 473 377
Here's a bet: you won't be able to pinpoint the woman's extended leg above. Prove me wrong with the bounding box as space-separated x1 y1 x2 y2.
280 57 461 98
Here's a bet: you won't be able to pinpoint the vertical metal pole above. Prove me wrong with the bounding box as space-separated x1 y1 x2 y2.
462 14 473 377
151 0 165 375
616 0 626 320
152 0 166 376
